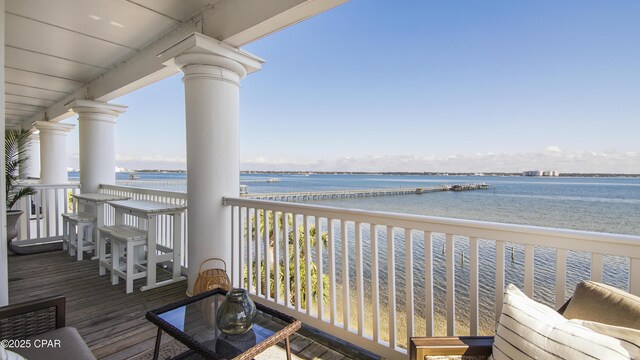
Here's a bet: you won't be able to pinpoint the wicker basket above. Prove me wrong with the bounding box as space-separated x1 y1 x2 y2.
193 258 231 295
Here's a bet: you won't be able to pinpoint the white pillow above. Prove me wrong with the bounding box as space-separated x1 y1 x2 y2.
0 348 26 360
489 284 639 360
571 319 640 357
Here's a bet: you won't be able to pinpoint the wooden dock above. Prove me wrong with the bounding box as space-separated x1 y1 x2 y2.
245 183 491 202
240 177 281 183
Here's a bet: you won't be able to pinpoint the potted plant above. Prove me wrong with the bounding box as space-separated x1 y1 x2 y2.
5 129 36 242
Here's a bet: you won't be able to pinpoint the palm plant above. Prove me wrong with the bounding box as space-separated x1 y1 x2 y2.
247 211 329 307
5 129 36 210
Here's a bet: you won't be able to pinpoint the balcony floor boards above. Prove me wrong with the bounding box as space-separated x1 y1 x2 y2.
8 250 355 360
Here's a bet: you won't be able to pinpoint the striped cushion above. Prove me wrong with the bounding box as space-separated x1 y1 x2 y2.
490 284 639 360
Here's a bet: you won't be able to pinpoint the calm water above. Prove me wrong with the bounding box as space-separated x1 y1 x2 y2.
77 172 640 235
74 172 640 335
243 174 640 236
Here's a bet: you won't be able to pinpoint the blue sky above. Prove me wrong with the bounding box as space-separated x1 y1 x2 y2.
65 0 640 173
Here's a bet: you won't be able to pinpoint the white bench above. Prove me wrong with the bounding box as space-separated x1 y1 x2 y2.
98 225 148 293
61 212 96 261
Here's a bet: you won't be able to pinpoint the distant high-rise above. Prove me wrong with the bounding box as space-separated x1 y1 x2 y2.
522 170 560 177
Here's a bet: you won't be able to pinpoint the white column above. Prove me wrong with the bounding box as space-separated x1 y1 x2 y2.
68 100 127 194
19 132 40 180
166 34 263 295
1 0 8 306
34 122 74 237
34 122 75 184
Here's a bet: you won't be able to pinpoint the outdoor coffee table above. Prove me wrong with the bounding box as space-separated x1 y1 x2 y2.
146 288 301 360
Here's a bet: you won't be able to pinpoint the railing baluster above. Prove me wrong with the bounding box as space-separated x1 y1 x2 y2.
247 208 253 292
387 226 396 349
284 213 291 308
316 215 324 319
342 220 349 330
591 253 603 283
264 210 270 300
230 206 235 286
524 244 535 297
424 231 433 337
555 248 567 308
256 209 262 296
328 218 336 325
370 224 380 342
294 214 301 311
304 215 312 315
469 236 479 336
445 234 455 336
355 222 364 335
630 258 640 296
54 188 60 237
274 211 280 304
405 229 414 344
238 207 245 288
495 240 505 323
36 189 43 239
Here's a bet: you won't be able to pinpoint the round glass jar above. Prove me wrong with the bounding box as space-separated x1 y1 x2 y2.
216 288 257 335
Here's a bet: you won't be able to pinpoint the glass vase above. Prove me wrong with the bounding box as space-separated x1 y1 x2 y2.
216 288 257 335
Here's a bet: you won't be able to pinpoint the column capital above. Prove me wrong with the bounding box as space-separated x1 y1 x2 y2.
28 132 40 143
159 32 264 79
34 121 75 135
67 100 127 122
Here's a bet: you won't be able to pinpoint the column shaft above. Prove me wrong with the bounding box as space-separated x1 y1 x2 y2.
182 63 241 294
19 133 40 180
69 100 126 194
34 122 74 184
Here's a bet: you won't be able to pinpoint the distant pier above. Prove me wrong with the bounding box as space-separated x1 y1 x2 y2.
245 183 491 201
240 177 281 183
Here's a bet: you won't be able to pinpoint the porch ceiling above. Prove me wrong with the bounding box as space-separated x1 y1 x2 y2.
4 0 348 129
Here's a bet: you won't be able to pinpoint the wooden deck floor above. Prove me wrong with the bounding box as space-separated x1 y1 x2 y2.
7 250 362 360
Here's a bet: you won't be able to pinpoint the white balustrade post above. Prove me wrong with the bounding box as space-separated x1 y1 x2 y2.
19 132 40 180
34 121 75 238
164 33 263 295
68 100 127 194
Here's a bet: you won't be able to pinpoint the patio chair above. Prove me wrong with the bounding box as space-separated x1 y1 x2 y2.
0 295 95 360
410 281 640 360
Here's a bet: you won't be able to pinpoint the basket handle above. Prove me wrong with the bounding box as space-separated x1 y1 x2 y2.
199 258 227 272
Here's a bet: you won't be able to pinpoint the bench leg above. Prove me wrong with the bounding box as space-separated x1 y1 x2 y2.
76 224 85 261
62 219 68 251
126 242 134 294
99 233 107 276
111 241 120 285
69 224 77 257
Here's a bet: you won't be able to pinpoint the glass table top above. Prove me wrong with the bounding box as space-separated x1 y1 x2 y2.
148 290 299 359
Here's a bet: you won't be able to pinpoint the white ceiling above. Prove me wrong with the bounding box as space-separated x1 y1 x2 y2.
4 0 221 128
3 0 349 129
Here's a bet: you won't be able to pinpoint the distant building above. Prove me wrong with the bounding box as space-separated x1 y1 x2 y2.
522 170 560 177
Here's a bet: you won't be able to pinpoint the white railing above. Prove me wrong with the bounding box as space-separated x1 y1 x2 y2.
14 183 81 245
223 197 640 359
99 184 189 268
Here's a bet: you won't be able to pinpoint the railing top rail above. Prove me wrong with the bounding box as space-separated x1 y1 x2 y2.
223 197 640 256
16 182 81 189
100 184 188 200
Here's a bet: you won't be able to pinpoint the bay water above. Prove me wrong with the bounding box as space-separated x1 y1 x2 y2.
86 172 640 338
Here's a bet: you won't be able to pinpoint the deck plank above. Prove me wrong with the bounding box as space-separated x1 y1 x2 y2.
8 251 362 360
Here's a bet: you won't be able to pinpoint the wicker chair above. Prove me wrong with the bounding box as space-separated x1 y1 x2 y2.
0 295 95 359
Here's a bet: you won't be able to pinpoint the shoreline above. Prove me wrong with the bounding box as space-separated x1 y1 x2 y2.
73 170 640 178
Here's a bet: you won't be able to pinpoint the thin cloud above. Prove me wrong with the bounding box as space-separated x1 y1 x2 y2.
241 148 639 173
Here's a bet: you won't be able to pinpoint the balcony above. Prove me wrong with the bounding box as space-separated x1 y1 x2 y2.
10 183 640 359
